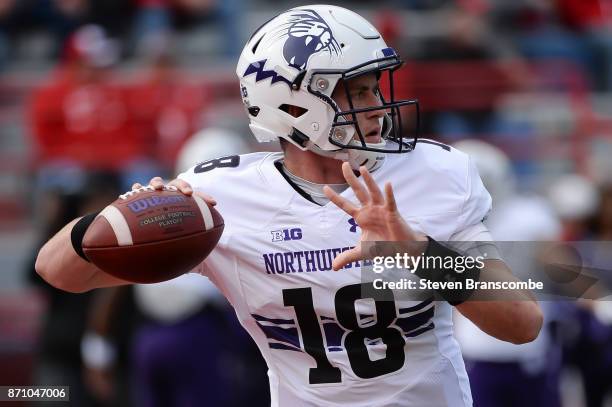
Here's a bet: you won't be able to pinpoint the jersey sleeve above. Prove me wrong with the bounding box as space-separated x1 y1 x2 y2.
455 157 492 235
177 165 247 311
176 157 239 248
176 161 234 277
448 157 500 259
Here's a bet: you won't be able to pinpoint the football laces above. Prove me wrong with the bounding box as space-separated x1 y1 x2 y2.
119 185 178 200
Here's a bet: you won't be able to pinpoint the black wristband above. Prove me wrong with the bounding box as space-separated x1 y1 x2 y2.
70 212 100 262
415 237 481 306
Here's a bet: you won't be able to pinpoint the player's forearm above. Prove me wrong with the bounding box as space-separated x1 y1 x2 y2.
455 259 543 344
456 298 543 344
35 218 130 293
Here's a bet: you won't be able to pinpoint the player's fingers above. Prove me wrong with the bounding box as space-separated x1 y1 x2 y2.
342 162 370 204
332 247 362 271
131 182 143 190
167 178 193 195
148 176 165 190
193 191 217 206
359 166 383 205
324 185 358 217
384 182 398 213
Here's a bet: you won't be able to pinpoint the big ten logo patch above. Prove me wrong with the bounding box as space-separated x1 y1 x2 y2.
271 227 303 242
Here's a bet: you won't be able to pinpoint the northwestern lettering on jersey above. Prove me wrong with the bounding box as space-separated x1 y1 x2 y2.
127 195 187 213
262 247 372 274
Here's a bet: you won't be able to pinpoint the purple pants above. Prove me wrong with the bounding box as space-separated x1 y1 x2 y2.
130 308 257 407
466 360 561 407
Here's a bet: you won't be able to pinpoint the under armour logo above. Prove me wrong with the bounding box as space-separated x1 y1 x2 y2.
348 218 359 233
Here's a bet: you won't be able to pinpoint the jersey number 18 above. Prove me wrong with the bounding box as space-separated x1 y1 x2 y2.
283 283 405 384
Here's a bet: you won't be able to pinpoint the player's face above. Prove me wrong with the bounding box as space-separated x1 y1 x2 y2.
332 73 385 143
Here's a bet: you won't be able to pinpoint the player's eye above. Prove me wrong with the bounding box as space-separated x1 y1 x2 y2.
353 89 369 99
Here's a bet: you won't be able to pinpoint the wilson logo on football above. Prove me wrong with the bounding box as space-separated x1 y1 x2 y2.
127 195 187 213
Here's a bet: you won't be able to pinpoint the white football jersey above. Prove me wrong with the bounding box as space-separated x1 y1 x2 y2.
178 141 491 407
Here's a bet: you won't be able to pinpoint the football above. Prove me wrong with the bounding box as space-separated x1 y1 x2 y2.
82 185 223 283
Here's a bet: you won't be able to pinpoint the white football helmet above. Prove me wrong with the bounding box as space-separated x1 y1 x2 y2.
236 5 419 171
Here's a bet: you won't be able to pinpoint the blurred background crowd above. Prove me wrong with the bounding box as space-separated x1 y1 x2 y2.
0 0 612 406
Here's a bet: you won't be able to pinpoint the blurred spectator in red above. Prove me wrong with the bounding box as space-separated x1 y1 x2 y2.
555 0 605 31
127 48 209 173
30 25 148 172
374 10 403 52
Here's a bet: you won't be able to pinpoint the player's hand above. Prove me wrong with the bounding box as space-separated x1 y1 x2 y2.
132 177 217 206
324 162 427 271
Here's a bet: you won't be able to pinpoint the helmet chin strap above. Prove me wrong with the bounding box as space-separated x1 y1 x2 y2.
346 140 386 172
309 140 387 172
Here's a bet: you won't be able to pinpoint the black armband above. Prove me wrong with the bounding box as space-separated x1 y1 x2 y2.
70 212 100 262
414 237 481 306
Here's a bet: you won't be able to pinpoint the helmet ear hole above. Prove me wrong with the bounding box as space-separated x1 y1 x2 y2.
279 104 308 118
248 106 260 117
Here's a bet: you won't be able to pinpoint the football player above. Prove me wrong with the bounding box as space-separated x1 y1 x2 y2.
36 5 543 406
